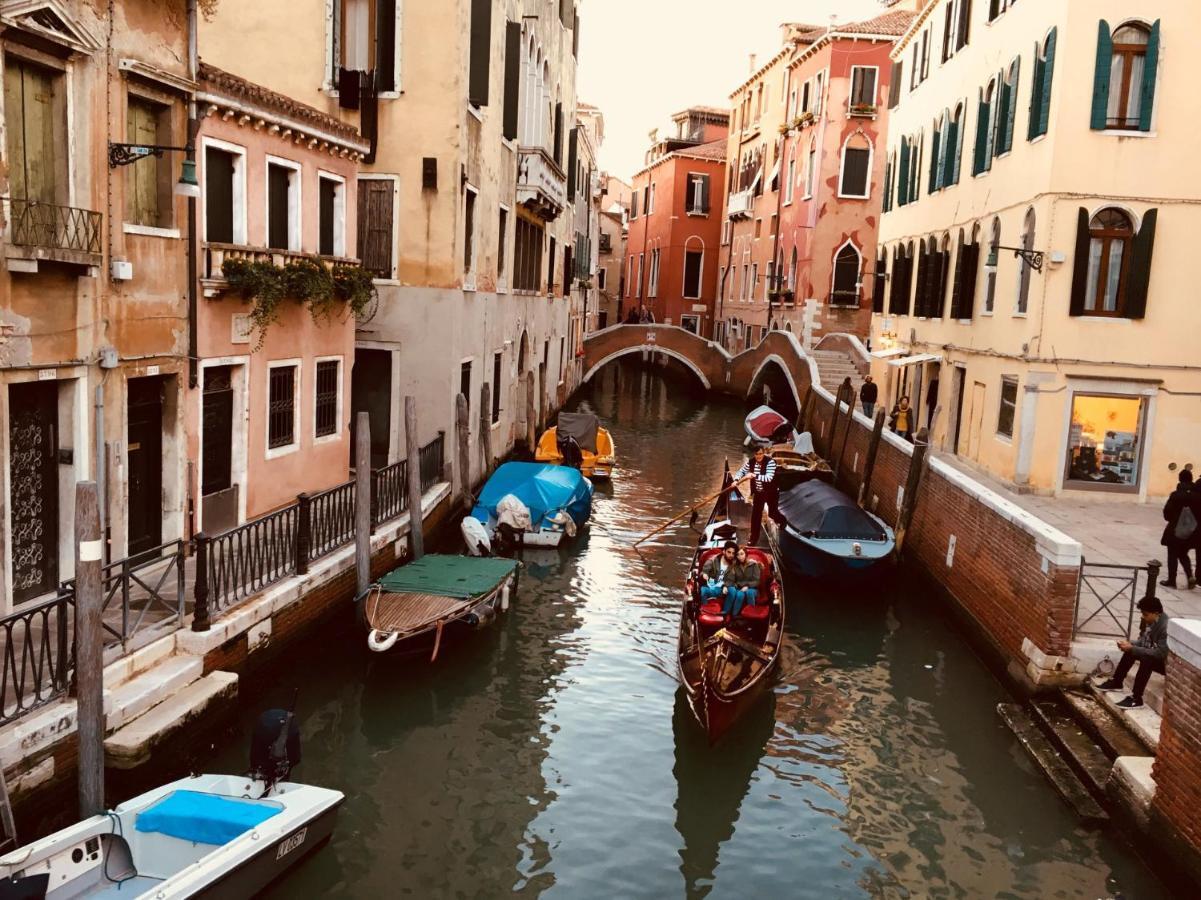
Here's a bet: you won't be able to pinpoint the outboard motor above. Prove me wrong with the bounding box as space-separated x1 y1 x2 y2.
250 707 301 793
557 434 583 471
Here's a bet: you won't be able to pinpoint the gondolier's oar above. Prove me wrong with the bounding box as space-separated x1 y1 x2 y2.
633 477 750 547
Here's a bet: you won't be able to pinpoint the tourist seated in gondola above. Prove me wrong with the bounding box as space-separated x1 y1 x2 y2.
700 540 737 602
721 547 761 617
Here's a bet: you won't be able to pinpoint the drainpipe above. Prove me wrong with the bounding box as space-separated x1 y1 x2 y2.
186 0 199 390
94 385 106 562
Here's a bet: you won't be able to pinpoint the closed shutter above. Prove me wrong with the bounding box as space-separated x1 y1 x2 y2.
910 134 922 201
1090 21 1112 130
941 119 957 186
889 250 904 314
1028 51 1045 141
912 245 927 316
566 127 578 201
900 249 914 316
700 174 711 213
630 191 637 219
888 62 902 109
358 179 395 277
503 22 521 140
949 242 965 318
951 118 963 184
897 140 910 205
882 159 892 212
873 258 886 313
6 60 59 204
126 99 161 227
1037 29 1057 137
934 250 950 318
1125 208 1156 319
553 102 563 163
1068 207 1090 316
377 0 397 91
957 0 972 50
959 242 979 319
1003 59 1019 153
994 78 1011 157
972 99 989 175
928 128 941 193
1139 21 1160 132
469 0 492 107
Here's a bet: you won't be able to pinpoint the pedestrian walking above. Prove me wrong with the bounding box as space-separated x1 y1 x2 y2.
735 446 784 545
859 376 878 418
888 396 914 442
1161 469 1198 589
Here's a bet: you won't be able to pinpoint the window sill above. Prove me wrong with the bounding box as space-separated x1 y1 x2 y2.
372 277 400 286
994 432 1014 446
265 443 299 461
466 105 483 122
686 211 709 218
123 223 181 239
1012 311 1028 319
313 432 341 446
1097 129 1156 139
981 310 994 317
1074 315 1135 323
837 192 871 201
1029 133 1048 146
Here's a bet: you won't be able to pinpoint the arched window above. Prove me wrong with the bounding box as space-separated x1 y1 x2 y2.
839 133 872 199
1084 208 1133 314
948 102 964 185
804 137 817 198
831 242 862 307
1029 29 1057 140
1016 208 1036 314
1108 24 1151 130
789 246 798 292
984 218 1001 313
872 249 887 313
984 78 998 164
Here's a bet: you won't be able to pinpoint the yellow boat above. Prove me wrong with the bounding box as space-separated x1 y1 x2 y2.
535 412 616 480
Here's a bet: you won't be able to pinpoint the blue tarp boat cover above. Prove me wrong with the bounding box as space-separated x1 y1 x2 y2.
136 790 282 845
471 462 593 530
778 480 888 541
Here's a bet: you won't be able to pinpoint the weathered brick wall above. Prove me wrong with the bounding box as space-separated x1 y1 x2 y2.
1152 652 1201 877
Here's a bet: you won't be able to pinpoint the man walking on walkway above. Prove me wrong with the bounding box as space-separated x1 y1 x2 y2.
1096 596 1171 710
1161 469 1197 589
860 376 878 418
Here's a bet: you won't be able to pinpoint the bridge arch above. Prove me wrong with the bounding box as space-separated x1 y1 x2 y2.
746 353 801 421
582 345 712 389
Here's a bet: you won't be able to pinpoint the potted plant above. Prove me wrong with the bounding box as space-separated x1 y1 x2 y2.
850 102 877 117
797 111 815 128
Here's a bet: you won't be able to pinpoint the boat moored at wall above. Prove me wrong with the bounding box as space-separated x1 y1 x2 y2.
776 480 895 579
461 462 593 556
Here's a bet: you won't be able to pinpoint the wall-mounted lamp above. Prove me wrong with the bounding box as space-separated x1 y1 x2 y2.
986 244 1045 273
108 142 200 198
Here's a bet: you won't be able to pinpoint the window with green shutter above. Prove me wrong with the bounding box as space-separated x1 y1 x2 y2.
1029 29 1056 140
972 94 990 176
928 125 941 194
1097 21 1157 131
1001 58 1019 154
898 140 910 206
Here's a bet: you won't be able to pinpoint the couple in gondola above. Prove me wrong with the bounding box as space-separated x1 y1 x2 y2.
698 540 761 618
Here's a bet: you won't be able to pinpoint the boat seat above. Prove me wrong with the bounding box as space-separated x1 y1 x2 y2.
696 547 775 598
135 790 283 846
698 601 726 627
739 601 770 621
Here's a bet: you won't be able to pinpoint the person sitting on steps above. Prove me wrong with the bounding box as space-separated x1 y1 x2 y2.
1096 595 1172 710
700 540 737 603
721 547 761 618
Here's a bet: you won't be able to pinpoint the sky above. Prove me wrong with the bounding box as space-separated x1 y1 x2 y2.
577 0 889 180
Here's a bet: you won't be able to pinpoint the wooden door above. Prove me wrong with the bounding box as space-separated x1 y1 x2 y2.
350 349 392 469
201 366 238 533
966 381 986 461
8 382 59 603
127 377 164 557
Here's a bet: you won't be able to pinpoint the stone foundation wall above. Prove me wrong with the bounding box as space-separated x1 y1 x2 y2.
1151 623 1201 880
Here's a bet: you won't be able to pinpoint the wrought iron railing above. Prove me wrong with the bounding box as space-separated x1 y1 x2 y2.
372 459 409 527
0 593 73 727
420 433 445 494
198 502 299 615
5 198 103 255
1072 559 1161 641
306 480 356 562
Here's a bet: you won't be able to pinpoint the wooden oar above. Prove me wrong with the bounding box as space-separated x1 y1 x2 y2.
633 477 749 547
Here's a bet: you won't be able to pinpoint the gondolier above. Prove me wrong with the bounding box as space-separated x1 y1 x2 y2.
735 446 784 545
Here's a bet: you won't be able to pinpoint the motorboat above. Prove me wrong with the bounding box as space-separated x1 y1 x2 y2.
535 412 616 479
359 554 520 656
0 707 341 898
677 468 785 743
461 462 593 556
776 480 895 578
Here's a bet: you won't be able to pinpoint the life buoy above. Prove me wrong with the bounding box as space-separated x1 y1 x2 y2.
367 629 399 653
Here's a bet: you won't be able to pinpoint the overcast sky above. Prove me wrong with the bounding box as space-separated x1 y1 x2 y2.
577 0 888 179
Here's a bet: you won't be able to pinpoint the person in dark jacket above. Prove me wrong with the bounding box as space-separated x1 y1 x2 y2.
1160 469 1197 589
1096 596 1171 709
699 540 737 602
859 376 878 418
720 547 762 617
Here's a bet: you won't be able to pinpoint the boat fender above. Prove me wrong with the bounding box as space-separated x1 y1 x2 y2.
461 516 491 557
471 604 497 628
367 629 399 653
550 509 577 537
500 582 511 611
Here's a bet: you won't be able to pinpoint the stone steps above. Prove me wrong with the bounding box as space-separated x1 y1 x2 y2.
1028 698 1120 803
104 655 203 734
105 671 238 770
1062 690 1152 760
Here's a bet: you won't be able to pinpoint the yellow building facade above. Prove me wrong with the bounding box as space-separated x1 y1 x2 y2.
873 0 1201 500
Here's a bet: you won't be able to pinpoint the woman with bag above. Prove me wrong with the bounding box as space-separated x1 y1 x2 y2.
1161 470 1197 589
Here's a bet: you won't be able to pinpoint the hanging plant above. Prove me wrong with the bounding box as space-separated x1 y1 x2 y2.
221 258 289 349
331 264 379 324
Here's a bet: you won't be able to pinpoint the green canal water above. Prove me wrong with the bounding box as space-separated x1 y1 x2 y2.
205 360 1168 898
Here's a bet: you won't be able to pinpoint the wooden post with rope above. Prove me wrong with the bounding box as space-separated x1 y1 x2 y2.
405 397 424 561
455 392 471 511
479 382 492 478
834 381 854 482
894 428 930 556
858 407 887 508
74 481 104 819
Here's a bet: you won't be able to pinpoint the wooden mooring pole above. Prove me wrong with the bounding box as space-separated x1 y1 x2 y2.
894 428 930 556
405 397 424 561
834 382 854 482
858 408 887 508
797 385 813 434
525 371 537 453
455 392 471 510
74 481 104 819
355 412 372 596
479 382 492 477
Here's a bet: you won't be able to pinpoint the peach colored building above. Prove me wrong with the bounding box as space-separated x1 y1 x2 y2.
718 9 918 353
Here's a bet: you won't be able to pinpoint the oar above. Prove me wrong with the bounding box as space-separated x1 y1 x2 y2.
633 477 750 547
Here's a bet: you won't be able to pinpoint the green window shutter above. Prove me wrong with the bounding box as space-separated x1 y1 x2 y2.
1038 28 1056 137
942 119 957 186
1068 207 1091 316
1004 59 1019 153
898 140 910 205
1125 208 1156 318
1090 21 1113 130
883 160 892 212
911 134 922 201
1028 54 1044 141
951 119 963 184
1139 20 1160 132
928 128 941 193
973 99 989 175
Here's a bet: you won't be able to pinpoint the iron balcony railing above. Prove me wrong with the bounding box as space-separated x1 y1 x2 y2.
1072 558 1162 641
5 198 103 255
0 593 73 728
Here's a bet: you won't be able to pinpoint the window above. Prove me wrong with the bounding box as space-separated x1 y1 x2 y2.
984 218 1000 313
1029 29 1057 140
687 174 710 214
267 363 298 451
498 207 508 280
839 135 871 199
637 253 644 298
942 104 963 187
973 83 995 176
626 255 635 298
629 191 638 219
204 143 246 244
804 139 817 198
754 219 762 239
314 359 341 438
888 61 903 108
358 177 396 278
995 59 1020 157
1016 208 1035 314
956 0 972 51
683 249 703 299
997 377 1017 438
331 0 400 92
784 151 796 204
318 175 345 256
789 247 797 292
125 94 173 228
549 237 558 292
741 264 749 301
4 55 67 206
642 185 650 216
1095 22 1158 132
467 0 491 106
597 268 606 291
872 251 887 313
918 28 931 84
1082 208 1132 316
680 315 699 335
460 360 472 412
941 2 955 62
1065 394 1146 490
266 160 300 251
849 67 878 110
831 243 861 307
648 183 656 214
648 248 661 298
463 187 477 274
514 217 544 291
748 262 758 302
988 0 1011 22
491 351 502 424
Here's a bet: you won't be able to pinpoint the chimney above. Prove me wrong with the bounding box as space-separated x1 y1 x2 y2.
748 53 757 74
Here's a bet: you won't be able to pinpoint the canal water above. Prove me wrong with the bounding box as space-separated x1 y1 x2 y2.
205 359 1168 898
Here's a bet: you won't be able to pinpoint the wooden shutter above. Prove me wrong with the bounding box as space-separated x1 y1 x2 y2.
1068 207 1090 316
957 0 972 50
357 179 394 277
377 0 397 91
267 164 290 250
700 174 711 213
1038 29 1057 137
928 128 941 193
573 11 580 58
934 250 950 317
468 0 492 107
897 140 910 205
1139 20 1160 132
503 21 521 140
901 249 914 315
566 127 578 201
126 99 160 227
204 147 235 243
1125 208 1156 319
319 178 337 256
888 62 902 109
1003 59 1019 153
6 61 59 205
951 118 963 184
1028 51 1045 141
872 257 886 313
941 119 957 186
630 190 637 219
1090 21 1112 130
888 249 903 313
553 102 563 163
949 242 964 318
960 242 979 319
972 99 989 175
882 159 892 213
994 79 1010 159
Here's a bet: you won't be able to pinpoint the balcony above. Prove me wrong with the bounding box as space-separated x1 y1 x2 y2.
727 189 754 220
516 146 566 222
201 243 360 297
4 198 103 274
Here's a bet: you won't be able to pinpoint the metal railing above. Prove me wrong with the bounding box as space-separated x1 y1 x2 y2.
6 198 103 255
0 594 73 727
419 433 445 494
201 242 359 281
372 459 409 527
1072 559 1161 641
305 480 356 562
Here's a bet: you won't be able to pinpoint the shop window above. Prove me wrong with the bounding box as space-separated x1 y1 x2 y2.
1065 394 1145 489
997 377 1017 437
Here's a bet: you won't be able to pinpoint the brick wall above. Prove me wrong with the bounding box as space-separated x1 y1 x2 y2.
1152 650 1201 879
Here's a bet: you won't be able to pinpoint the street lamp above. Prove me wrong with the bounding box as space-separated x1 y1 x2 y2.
986 244 1045 273
108 142 200 198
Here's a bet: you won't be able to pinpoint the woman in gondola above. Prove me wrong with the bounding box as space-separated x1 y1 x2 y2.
721 547 761 617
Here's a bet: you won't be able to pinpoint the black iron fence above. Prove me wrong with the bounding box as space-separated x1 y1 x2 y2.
420 432 445 493
305 481 357 562
6 198 103 254
372 459 409 527
0 594 73 727
1072 559 1162 641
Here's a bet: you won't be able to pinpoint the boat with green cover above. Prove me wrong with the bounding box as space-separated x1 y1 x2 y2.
358 554 520 657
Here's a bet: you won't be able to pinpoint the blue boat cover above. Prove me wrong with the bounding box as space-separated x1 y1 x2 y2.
135 790 282 845
471 462 593 530
778 480 888 541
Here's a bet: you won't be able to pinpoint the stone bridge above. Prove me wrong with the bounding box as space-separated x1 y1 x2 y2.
582 324 827 415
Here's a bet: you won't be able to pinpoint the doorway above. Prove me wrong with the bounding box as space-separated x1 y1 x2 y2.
351 348 393 469
950 366 967 454
965 381 986 461
201 365 239 533
8 382 59 603
127 376 165 557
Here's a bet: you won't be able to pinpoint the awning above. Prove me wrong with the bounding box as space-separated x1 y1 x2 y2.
887 353 943 368
870 348 907 359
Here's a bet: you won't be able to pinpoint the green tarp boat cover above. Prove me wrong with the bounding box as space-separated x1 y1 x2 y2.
377 554 518 599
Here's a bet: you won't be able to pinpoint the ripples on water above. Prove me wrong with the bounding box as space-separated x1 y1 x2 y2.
205 360 1167 899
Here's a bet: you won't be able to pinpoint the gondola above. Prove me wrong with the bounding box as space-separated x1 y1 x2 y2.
776 480 895 579
677 467 785 743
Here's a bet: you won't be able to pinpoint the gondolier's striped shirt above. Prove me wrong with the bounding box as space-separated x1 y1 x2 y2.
735 457 777 492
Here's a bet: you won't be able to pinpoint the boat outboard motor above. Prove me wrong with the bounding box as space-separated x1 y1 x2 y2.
250 707 301 793
557 433 584 470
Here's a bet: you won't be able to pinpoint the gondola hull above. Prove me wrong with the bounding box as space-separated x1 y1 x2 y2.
681 623 778 743
778 526 893 579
